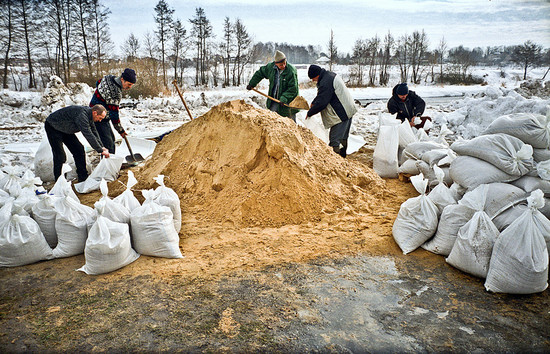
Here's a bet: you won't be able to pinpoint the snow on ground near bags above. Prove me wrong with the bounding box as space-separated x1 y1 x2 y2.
450 133 535 177
113 170 141 212
52 195 95 258
130 189 183 259
446 187 500 279
74 156 124 194
449 156 519 190
94 179 130 224
392 173 439 254
152 175 181 233
482 112 550 149
0 200 54 267
31 194 61 248
78 202 139 275
373 123 399 178
485 190 550 294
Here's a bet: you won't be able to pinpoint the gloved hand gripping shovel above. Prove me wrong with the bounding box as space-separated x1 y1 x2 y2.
250 88 309 110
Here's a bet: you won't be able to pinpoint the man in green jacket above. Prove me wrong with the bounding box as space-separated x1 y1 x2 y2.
247 50 299 121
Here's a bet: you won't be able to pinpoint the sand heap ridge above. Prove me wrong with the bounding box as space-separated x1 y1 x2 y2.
135 100 387 227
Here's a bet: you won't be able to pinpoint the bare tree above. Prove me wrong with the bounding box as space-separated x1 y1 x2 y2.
351 39 367 86
409 30 428 84
511 40 543 80
327 29 337 71
395 34 411 83
378 31 393 86
448 45 476 79
367 35 380 86
189 7 213 86
14 0 37 88
122 33 140 62
436 36 447 82
0 0 14 88
232 18 251 86
171 19 187 85
90 0 112 76
154 0 174 87
220 17 233 87
74 0 94 77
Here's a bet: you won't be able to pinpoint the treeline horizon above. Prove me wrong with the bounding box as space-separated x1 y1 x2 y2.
1 0 549 96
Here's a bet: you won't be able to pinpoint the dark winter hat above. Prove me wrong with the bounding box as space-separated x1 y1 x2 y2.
121 68 137 83
396 83 409 95
308 65 322 79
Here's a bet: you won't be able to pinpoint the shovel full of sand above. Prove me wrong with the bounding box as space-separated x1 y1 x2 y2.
250 88 309 110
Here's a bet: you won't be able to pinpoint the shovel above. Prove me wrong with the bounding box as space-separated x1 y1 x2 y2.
123 135 145 164
250 88 309 110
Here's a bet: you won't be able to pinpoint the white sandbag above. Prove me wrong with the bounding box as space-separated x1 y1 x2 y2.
78 202 139 275
300 114 329 144
373 124 399 178
451 133 534 177
52 195 95 258
449 183 467 201
31 194 61 248
113 170 141 212
446 187 500 279
428 166 457 214
74 156 124 194
0 200 54 267
492 204 528 232
94 179 130 224
437 149 458 167
422 148 450 167
485 190 550 294
392 173 439 254
402 141 447 161
533 148 550 163
0 166 21 194
477 183 527 218
34 139 84 182
398 159 420 175
422 204 474 256
540 197 550 220
130 189 183 258
536 160 550 181
449 156 519 190
152 175 181 233
48 164 80 202
416 161 452 188
482 112 550 149
398 120 417 148
511 175 550 197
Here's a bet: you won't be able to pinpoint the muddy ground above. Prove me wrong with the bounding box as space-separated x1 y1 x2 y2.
1 148 549 352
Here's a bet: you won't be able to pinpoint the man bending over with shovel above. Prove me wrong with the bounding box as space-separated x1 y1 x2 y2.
246 51 300 121
89 68 136 153
45 105 110 182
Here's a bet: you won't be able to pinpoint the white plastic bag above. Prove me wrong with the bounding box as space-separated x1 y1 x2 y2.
449 156 518 190
0 200 54 267
49 164 80 202
398 120 417 148
52 195 96 258
483 112 550 149
94 179 130 224
373 124 399 178
485 190 550 294
78 202 139 275
427 166 457 214
392 173 439 254
130 189 183 259
113 170 141 212
422 203 474 256
446 187 500 279
152 175 181 233
74 156 124 194
31 194 61 248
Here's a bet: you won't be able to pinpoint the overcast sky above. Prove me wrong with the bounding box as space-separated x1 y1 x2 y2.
108 0 550 56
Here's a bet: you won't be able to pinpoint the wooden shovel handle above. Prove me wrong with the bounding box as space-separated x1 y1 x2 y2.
172 80 194 120
250 88 287 106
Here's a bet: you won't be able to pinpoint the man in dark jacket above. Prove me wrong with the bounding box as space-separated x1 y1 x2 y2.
247 51 299 121
89 68 136 153
45 105 110 182
305 65 357 158
387 83 428 129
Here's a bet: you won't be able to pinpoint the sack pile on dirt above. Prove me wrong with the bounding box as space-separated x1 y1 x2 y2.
391 111 550 294
132 100 387 227
0 164 182 273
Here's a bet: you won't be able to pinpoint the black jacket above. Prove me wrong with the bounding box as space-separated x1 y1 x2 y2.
387 84 425 122
307 68 353 122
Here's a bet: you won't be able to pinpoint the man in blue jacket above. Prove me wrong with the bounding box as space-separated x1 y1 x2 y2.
305 65 357 158
45 105 110 182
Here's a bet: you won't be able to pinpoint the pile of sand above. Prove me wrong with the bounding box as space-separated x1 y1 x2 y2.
133 100 388 227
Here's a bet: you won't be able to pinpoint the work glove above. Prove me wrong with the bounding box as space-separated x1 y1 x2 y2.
246 85 253 90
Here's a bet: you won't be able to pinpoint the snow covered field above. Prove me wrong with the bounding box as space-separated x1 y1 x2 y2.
0 65 549 177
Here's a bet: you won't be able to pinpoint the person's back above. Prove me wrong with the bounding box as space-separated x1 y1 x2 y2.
46 106 91 134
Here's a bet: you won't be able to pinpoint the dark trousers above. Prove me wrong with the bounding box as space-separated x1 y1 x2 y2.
45 121 88 182
94 119 116 153
329 118 353 158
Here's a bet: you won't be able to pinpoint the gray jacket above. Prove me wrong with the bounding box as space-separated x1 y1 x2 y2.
46 106 104 153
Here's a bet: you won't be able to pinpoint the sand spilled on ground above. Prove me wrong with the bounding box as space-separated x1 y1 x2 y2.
91 100 418 278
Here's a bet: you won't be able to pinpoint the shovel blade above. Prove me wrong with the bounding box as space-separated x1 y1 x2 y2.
125 154 145 163
289 96 310 110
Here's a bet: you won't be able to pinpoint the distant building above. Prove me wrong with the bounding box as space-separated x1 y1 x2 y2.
315 56 330 64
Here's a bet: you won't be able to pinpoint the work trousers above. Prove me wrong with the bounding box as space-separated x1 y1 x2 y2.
45 121 88 182
94 119 116 154
329 117 353 158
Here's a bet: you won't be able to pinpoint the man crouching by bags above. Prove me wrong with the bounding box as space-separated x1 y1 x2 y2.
305 64 357 158
45 105 110 182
